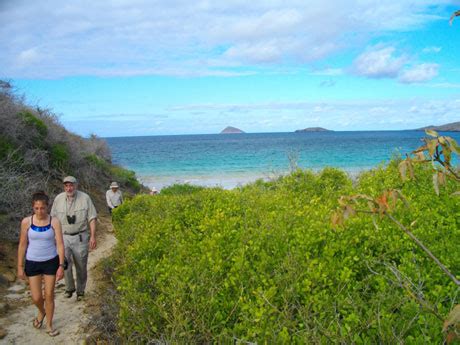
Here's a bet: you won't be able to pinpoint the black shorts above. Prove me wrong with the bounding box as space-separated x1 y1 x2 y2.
25 255 59 277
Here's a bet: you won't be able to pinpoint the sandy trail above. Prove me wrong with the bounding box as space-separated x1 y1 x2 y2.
0 217 116 345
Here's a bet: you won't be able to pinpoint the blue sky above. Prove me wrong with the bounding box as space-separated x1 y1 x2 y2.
1 0 460 137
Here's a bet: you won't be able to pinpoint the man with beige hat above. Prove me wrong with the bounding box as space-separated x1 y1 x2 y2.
106 181 123 214
50 176 97 301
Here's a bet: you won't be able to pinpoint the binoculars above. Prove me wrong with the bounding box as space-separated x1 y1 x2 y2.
67 215 76 224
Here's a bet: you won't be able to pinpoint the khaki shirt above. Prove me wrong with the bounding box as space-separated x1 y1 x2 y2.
106 189 123 208
51 190 97 235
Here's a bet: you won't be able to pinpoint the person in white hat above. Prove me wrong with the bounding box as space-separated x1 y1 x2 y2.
106 181 123 214
50 176 97 301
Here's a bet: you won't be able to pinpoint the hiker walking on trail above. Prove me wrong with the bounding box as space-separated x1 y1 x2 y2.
17 191 65 337
51 176 97 301
106 181 123 214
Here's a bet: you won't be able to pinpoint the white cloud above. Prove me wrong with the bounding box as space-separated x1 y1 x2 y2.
0 0 454 78
398 63 439 83
172 97 460 131
16 48 41 66
353 45 440 84
422 46 442 53
369 107 390 114
213 8 303 42
223 41 283 63
66 95 460 136
353 46 406 78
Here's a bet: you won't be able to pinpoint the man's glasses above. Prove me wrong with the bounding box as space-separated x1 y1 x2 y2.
67 215 76 224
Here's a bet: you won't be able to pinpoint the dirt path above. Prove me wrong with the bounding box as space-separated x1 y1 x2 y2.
0 217 116 344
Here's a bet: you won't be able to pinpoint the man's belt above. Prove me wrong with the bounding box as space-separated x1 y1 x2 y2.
65 230 86 236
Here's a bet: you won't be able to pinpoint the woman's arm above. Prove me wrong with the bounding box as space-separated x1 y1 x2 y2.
53 217 65 281
17 217 29 280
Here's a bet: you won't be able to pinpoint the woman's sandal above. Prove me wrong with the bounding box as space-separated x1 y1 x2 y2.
46 329 60 337
32 313 46 329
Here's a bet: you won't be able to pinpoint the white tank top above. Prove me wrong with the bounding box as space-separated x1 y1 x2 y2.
26 216 57 262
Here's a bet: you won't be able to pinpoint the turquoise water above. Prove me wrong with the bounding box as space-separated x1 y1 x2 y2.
106 131 460 189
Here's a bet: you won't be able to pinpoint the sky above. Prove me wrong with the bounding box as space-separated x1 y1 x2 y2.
1 0 460 137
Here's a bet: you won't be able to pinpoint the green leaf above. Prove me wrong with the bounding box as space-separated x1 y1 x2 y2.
412 145 427 153
427 139 438 157
425 129 439 137
398 160 407 181
414 151 426 161
371 215 379 230
446 137 460 155
437 171 446 186
432 173 439 196
343 205 356 220
393 189 410 208
443 304 460 332
450 9 460 25
444 147 452 165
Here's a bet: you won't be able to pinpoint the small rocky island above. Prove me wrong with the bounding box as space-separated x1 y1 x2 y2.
220 126 245 134
295 127 332 133
416 121 460 132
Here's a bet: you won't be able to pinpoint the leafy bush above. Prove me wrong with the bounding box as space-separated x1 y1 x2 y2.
0 137 18 161
109 166 142 192
85 153 109 169
112 166 458 343
160 183 206 196
50 143 70 171
20 110 48 139
0 81 144 240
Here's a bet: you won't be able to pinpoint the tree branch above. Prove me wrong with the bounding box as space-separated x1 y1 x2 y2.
385 212 460 287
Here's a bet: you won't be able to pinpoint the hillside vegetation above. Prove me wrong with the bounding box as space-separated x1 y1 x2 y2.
417 121 460 132
112 163 459 343
0 81 142 241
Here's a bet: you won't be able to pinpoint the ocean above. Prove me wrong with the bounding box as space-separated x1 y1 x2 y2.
105 131 460 190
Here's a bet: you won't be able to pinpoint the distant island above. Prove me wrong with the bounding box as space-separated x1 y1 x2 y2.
416 121 460 132
295 127 333 133
220 126 245 134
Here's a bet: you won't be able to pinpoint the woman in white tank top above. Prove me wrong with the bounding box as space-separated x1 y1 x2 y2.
17 191 65 337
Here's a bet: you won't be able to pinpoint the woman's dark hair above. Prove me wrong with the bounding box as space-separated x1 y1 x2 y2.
32 191 49 206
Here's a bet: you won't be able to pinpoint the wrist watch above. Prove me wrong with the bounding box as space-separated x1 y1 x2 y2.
59 263 65 268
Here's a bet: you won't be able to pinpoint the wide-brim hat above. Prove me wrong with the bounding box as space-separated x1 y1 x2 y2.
110 182 119 188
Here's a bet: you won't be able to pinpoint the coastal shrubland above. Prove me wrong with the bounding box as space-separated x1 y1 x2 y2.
0 81 142 240
112 163 459 343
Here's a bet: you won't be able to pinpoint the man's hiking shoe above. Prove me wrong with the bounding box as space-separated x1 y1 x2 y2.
76 292 84 301
64 290 75 298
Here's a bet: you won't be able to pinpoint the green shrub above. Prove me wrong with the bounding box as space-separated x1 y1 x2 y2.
50 143 69 170
0 81 147 241
85 153 109 169
0 137 18 160
112 166 458 343
84 154 142 192
110 166 141 192
20 110 48 138
160 183 206 196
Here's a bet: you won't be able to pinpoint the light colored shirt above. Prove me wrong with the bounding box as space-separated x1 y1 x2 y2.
106 189 123 209
51 190 97 235
26 216 57 261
